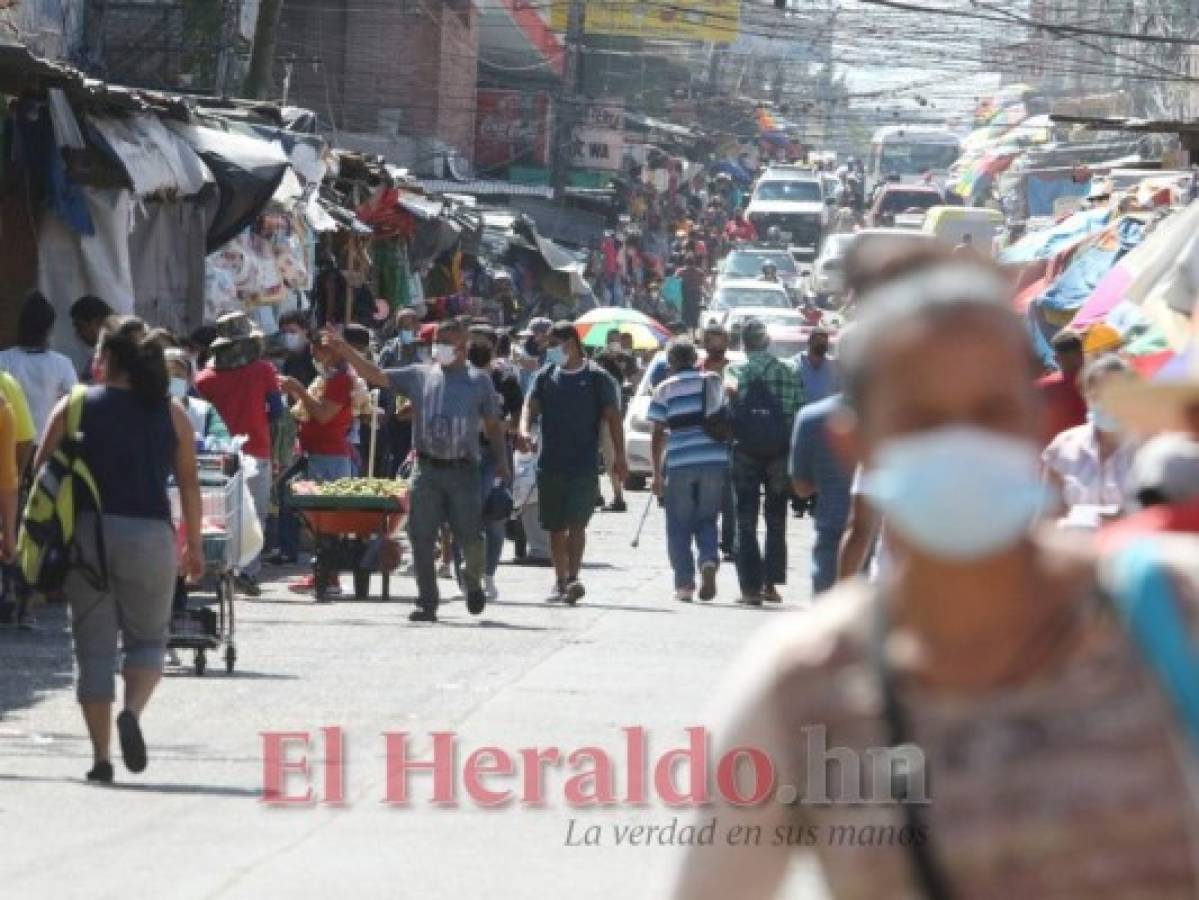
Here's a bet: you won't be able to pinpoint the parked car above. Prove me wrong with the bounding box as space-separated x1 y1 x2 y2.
702 281 792 328
922 205 1004 253
866 184 944 228
623 349 745 488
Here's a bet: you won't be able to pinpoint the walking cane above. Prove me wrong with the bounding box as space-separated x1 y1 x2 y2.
630 491 655 548
367 389 380 477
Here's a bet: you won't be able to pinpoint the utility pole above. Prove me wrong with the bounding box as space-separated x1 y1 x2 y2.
550 0 586 204
213 0 236 97
244 0 285 99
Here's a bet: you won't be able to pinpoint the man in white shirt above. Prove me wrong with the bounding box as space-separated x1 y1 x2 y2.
0 293 77 438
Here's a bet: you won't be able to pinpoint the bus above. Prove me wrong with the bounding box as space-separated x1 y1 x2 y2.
867 125 961 192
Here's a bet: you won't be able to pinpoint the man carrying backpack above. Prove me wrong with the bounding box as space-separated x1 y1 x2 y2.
518 322 626 605
725 319 800 606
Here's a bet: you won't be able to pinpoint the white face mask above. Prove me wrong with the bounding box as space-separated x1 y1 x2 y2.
283 332 306 353
433 343 458 365
168 377 189 399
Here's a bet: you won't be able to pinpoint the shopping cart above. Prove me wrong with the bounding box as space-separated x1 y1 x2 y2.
168 454 243 676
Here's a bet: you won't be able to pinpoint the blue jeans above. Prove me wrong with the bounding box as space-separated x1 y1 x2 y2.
664 465 726 590
277 455 351 560
308 454 352 482
732 450 789 594
478 447 507 576
812 524 843 596
720 473 736 555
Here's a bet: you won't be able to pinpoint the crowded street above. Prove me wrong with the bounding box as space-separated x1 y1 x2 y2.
2 505 827 898
8 0 1199 897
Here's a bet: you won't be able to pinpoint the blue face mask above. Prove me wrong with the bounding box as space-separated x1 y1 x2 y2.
545 346 567 367
860 426 1047 562
1087 406 1122 434
399 329 416 345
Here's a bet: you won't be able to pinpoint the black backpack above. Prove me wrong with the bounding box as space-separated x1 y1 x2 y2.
731 374 790 459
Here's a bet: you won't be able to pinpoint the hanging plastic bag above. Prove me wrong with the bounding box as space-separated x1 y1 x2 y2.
236 455 265 568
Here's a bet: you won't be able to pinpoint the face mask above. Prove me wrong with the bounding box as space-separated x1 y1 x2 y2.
283 332 306 353
468 345 493 369
859 426 1046 562
399 329 416 345
168 377 189 399
1088 406 1122 434
607 342 622 353
545 346 567 367
433 343 458 365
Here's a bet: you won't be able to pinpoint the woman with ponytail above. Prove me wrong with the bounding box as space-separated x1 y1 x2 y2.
35 316 203 783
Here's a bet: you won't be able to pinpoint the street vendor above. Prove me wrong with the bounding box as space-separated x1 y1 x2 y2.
279 333 355 599
323 320 510 623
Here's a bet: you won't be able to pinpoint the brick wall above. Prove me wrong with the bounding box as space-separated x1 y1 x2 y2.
278 0 477 164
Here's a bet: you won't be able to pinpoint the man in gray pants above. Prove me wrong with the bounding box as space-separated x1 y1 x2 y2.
325 321 509 622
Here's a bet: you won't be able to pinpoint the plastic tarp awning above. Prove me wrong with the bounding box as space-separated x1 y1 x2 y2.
999 208 1110 265
168 123 289 251
88 113 211 198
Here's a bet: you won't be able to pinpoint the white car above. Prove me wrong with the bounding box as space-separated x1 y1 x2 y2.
702 280 792 328
715 247 803 300
623 349 746 486
808 232 856 301
724 309 827 360
745 173 829 253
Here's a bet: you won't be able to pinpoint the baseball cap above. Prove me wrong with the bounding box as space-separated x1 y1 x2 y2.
1130 433 1199 505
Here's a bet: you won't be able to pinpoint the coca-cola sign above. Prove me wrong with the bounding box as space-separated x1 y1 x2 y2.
475 90 550 171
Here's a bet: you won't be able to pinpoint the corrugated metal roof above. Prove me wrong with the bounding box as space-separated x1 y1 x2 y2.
416 179 554 199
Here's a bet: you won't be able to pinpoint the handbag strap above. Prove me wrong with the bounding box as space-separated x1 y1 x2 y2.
870 598 955 900
1108 538 1199 753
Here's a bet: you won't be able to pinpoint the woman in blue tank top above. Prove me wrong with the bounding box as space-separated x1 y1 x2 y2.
35 316 203 783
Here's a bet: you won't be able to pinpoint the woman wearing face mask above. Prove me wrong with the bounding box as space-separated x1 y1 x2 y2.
164 350 229 448
1043 353 1139 516
672 253 1199 899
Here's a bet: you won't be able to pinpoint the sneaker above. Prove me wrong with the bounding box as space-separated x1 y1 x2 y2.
234 574 262 598
764 585 783 604
289 574 316 594
466 587 487 616
437 563 453 580
563 580 586 606
676 587 695 603
736 593 764 607
698 561 718 601
483 576 498 601
545 582 566 603
603 499 628 513
86 760 114 784
409 606 437 623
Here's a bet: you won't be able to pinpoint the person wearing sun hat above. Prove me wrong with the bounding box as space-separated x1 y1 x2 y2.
194 312 282 596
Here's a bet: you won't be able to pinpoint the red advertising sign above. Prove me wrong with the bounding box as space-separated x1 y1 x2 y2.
475 90 551 171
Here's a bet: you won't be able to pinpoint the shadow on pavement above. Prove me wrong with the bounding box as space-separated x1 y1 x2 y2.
490 599 676 614
0 771 261 797
0 605 72 721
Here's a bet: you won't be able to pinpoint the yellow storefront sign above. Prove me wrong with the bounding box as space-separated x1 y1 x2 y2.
551 0 740 43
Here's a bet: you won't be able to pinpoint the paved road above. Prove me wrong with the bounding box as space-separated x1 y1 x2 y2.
0 500 828 899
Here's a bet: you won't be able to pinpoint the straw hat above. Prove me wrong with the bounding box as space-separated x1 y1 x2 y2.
208 311 263 350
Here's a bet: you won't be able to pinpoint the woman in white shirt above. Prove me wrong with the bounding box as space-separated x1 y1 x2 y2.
0 292 77 439
1042 353 1139 512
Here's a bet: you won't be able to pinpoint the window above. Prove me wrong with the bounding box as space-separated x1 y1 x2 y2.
754 180 823 203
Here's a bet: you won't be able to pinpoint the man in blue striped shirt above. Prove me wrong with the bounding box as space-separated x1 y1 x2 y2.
648 339 730 603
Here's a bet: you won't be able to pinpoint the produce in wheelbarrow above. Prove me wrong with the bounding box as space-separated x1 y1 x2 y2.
291 478 408 498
